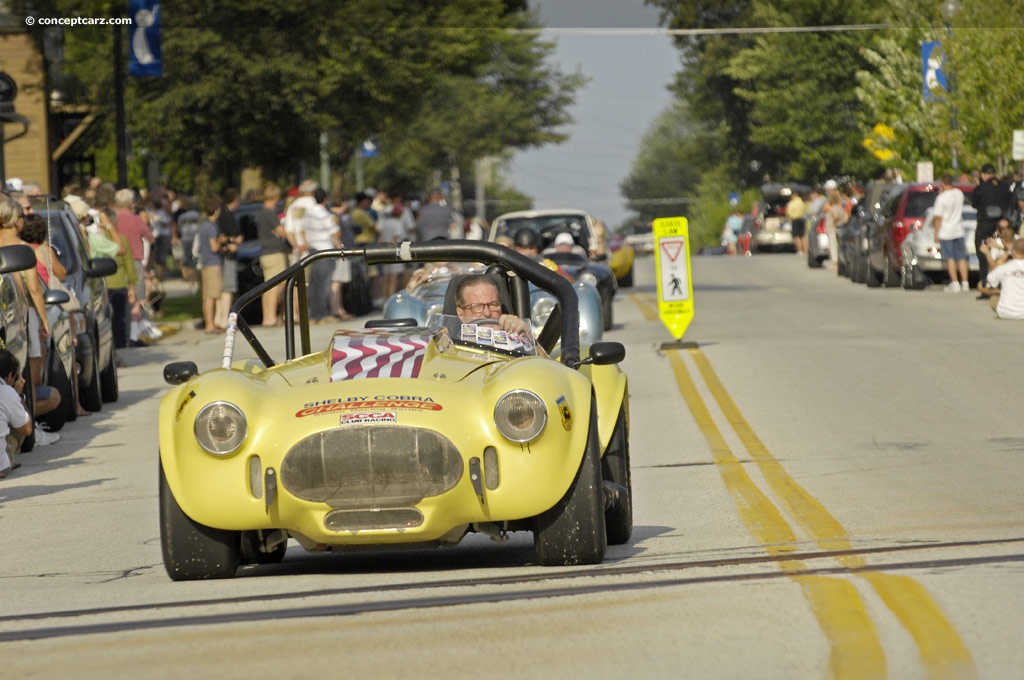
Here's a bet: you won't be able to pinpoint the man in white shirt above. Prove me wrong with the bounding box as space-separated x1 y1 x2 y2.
980 237 1024 319
283 179 319 262
301 188 342 322
932 174 968 293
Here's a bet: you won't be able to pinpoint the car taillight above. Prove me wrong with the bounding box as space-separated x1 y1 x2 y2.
893 220 910 244
815 218 826 234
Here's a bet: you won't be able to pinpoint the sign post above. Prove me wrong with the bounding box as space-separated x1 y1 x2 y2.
653 216 694 341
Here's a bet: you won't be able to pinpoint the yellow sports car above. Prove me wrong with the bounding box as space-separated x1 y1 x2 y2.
608 232 635 287
159 241 631 580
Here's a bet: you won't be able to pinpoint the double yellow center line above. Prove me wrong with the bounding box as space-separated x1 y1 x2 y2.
632 291 974 678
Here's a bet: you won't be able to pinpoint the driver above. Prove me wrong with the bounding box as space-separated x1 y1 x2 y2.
544 231 588 258
513 227 540 257
454 274 528 334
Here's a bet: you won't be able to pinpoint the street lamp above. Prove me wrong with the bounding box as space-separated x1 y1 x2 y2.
941 0 960 171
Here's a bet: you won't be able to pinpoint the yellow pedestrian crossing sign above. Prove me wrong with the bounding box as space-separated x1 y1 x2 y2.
652 217 693 340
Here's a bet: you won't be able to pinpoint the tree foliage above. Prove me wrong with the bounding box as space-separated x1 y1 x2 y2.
15 0 583 196
625 0 1023 242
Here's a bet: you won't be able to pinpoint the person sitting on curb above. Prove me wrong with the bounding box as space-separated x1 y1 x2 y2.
0 350 35 477
979 237 1024 320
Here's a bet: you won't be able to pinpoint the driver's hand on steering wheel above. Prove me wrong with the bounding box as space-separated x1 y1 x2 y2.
497 314 528 334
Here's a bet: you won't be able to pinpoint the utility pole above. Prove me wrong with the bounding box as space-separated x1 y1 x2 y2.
113 25 128 187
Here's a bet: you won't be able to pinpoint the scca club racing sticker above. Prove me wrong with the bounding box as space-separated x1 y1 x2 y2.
296 395 442 418
339 411 397 425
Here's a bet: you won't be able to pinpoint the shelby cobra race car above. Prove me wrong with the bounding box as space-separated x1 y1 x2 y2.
382 261 605 344
159 241 631 580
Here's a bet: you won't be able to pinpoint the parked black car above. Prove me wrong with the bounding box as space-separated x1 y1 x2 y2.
231 201 265 325
837 202 872 282
33 198 118 412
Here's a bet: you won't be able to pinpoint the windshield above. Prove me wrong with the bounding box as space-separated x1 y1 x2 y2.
429 314 537 357
495 216 592 251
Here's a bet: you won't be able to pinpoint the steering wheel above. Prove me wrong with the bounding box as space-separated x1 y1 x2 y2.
466 317 500 325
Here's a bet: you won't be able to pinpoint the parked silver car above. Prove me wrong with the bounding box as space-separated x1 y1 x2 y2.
899 205 978 289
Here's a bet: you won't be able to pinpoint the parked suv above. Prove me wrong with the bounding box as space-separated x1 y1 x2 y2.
33 198 119 412
865 182 974 288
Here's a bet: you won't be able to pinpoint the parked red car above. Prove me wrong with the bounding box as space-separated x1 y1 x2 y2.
865 182 973 288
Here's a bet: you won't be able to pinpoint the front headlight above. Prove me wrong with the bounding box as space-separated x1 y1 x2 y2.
531 297 557 329
195 401 247 455
579 271 599 288
494 390 547 443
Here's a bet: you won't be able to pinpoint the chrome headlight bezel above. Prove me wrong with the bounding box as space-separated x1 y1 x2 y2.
494 390 547 443
578 271 599 288
194 401 247 455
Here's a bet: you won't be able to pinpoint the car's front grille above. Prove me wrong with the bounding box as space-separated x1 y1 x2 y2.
281 426 463 509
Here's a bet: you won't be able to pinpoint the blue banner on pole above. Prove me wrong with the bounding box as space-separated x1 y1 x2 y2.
361 139 379 158
128 1 162 77
922 41 947 101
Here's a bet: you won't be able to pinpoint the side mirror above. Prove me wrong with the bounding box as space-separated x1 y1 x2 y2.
574 341 625 367
85 257 118 278
44 289 70 306
0 244 37 274
164 361 199 385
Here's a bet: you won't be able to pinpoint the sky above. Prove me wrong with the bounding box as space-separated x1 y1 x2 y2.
507 0 680 229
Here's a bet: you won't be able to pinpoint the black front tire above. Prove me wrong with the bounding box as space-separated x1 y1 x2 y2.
38 350 70 433
882 251 899 288
534 406 608 566
602 403 632 545
602 294 613 331
160 463 240 581
79 335 103 413
100 346 119 403
619 265 633 288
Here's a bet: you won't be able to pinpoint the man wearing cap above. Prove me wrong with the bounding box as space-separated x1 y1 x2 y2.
415 188 457 241
971 163 1012 296
545 232 587 258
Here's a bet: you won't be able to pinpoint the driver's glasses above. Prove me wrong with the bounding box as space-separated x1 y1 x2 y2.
459 301 502 315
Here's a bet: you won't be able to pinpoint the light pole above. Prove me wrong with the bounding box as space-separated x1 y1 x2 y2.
941 0 960 172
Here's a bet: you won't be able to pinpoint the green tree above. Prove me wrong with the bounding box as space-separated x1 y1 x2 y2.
355 11 586 199
619 100 709 225
16 0 583 197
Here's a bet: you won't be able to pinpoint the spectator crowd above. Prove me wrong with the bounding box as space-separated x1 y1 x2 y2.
720 163 1024 320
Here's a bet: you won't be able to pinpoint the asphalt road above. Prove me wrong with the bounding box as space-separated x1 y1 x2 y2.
1 252 1021 679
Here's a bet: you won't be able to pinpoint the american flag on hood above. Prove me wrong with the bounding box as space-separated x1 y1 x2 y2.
328 330 432 382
